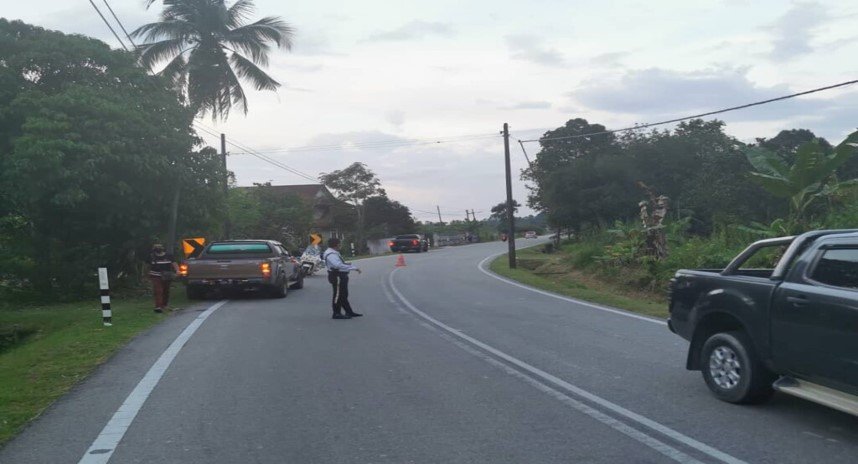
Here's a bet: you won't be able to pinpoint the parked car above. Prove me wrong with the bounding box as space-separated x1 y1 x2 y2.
389 234 429 253
525 231 538 239
668 230 858 416
180 240 304 299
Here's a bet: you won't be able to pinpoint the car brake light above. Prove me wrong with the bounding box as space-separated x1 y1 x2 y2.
260 262 271 276
389 241 394 247
178 263 188 277
412 240 419 245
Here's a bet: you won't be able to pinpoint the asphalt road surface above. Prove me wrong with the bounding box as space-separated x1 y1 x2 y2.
2 240 857 463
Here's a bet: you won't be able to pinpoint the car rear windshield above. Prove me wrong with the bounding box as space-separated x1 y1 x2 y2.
396 235 419 239
207 243 272 254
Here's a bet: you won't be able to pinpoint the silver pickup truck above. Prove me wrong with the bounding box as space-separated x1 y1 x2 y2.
180 240 304 299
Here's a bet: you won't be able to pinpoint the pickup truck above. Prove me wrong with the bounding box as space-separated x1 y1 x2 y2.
179 240 304 299
668 230 858 416
389 234 429 253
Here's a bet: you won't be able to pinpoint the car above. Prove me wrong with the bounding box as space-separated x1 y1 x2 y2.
525 231 538 239
180 240 304 299
389 234 429 253
668 230 858 416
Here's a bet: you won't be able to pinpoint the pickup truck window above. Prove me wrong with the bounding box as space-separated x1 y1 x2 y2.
809 248 858 289
739 244 787 270
207 243 272 254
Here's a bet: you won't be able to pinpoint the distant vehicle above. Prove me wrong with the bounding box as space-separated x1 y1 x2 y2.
180 240 304 299
668 230 858 416
389 234 429 253
525 231 538 239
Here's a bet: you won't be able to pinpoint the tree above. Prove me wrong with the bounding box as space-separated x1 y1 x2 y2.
320 162 385 250
134 0 293 119
744 131 858 232
490 200 520 232
364 195 416 238
0 19 224 296
227 184 313 249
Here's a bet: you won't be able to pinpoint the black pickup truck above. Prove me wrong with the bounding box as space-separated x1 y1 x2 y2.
669 230 858 416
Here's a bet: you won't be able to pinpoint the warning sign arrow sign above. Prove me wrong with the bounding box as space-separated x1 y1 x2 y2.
183 238 206 258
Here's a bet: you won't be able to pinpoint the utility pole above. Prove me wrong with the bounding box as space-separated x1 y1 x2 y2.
436 205 443 224
503 123 516 268
221 133 231 239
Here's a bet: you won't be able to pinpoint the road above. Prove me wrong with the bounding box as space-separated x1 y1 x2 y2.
2 240 857 463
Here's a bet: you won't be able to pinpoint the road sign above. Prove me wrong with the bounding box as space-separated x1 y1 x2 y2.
310 233 322 246
183 238 206 258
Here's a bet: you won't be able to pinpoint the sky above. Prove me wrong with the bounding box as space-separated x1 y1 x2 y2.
6 0 858 221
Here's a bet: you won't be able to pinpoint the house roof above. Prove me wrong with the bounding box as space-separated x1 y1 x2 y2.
238 184 338 204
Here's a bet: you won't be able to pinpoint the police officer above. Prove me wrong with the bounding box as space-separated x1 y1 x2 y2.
322 238 362 319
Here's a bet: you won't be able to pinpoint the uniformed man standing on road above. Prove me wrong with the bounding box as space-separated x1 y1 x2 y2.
322 238 363 319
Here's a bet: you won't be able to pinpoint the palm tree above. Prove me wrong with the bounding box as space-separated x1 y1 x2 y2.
133 0 293 119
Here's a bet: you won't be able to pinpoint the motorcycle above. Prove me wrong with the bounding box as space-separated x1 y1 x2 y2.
300 246 324 276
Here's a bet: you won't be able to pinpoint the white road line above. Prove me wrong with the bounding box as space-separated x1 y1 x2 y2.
477 252 667 326
388 269 746 464
78 300 229 464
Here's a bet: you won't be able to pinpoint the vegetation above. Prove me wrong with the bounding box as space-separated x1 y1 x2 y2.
227 184 313 250
135 0 293 119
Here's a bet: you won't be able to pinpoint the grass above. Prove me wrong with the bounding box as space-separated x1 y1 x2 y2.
0 285 188 444
490 246 668 319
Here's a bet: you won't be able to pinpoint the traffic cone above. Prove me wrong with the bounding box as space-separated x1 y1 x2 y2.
395 254 407 267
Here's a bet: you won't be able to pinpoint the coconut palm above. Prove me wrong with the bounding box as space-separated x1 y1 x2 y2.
133 0 293 119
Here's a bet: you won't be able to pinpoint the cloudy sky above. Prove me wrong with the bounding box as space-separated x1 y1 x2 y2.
6 0 858 220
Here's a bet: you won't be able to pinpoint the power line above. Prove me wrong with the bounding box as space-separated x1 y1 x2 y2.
87 0 129 51
101 0 136 48
520 78 858 143
228 133 501 155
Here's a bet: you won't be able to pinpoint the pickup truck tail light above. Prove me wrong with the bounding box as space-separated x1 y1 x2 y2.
260 262 271 277
178 263 188 277
412 240 419 246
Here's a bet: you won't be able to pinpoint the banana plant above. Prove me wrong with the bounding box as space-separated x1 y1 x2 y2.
744 131 858 232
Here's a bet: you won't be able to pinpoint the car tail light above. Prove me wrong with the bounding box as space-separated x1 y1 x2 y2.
412 240 419 245
389 241 394 247
178 263 188 277
260 262 271 277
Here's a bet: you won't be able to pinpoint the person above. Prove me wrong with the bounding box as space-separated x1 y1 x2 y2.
321 237 362 320
148 244 179 313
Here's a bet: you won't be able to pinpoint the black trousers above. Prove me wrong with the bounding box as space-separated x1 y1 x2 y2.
328 271 354 315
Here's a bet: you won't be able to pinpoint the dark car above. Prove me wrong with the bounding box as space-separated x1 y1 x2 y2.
389 234 429 253
668 230 858 416
180 240 304 299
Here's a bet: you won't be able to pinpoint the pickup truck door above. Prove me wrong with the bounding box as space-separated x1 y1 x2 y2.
772 247 858 389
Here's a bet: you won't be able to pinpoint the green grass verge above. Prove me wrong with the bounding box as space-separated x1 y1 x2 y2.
0 285 188 444
489 248 668 319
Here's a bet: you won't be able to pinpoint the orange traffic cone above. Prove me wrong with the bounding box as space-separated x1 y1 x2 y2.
395 254 407 267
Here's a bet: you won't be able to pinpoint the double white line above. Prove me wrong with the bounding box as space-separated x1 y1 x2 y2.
385 267 746 464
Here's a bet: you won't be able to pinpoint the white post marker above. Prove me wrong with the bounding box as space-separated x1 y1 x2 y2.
98 268 112 327
350 242 356 256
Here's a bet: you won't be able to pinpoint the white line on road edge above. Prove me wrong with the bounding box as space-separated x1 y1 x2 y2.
477 252 667 326
78 300 229 464
387 269 746 464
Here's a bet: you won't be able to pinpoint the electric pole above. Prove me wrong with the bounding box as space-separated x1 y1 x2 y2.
503 123 516 268
436 205 443 224
221 133 231 239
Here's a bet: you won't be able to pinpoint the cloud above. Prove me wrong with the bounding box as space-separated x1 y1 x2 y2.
386 110 405 127
364 21 454 42
501 101 552 110
766 2 829 60
589 51 629 67
504 34 566 67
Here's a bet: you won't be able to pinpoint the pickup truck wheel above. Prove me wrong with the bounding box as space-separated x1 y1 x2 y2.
186 285 205 300
701 331 774 404
290 272 304 290
272 277 288 299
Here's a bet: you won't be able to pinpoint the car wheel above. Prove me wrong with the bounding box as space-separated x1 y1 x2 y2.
700 331 774 404
186 285 205 300
290 271 304 290
272 277 288 298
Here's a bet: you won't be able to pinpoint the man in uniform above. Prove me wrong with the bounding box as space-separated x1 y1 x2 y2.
322 238 363 319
